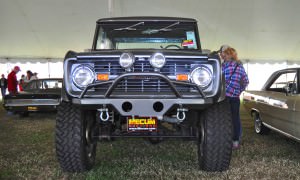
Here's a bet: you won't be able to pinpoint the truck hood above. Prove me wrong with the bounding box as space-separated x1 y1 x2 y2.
75 49 208 58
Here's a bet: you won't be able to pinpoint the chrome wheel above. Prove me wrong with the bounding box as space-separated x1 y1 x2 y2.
254 115 262 134
253 112 270 135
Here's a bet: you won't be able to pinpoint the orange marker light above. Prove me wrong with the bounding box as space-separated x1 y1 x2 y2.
97 74 109 81
176 74 188 81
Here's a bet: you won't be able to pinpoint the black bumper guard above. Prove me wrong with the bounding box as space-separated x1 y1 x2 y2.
79 72 205 99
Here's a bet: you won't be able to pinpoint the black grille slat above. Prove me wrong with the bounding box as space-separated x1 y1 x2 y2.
116 79 172 92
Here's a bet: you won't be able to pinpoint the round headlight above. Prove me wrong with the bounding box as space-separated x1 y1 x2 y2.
149 53 166 69
190 66 212 88
119 53 135 69
72 65 95 89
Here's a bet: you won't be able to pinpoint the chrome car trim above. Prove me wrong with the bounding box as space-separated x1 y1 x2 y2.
4 99 60 106
263 122 300 142
77 55 120 58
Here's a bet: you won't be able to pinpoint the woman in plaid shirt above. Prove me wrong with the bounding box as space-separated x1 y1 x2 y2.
221 47 249 149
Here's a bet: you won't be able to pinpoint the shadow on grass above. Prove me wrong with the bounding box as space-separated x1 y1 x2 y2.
1 105 300 179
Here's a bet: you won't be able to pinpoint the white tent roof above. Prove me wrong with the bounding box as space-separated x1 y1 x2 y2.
1 0 300 61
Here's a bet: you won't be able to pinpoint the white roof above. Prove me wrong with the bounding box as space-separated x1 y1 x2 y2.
1 0 300 61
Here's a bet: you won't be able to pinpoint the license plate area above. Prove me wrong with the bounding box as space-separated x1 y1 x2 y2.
27 106 38 111
128 117 157 132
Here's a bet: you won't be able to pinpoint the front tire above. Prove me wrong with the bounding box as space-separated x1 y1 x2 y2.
55 102 98 172
198 100 233 172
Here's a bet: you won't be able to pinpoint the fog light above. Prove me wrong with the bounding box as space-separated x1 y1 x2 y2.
119 53 135 69
149 53 166 69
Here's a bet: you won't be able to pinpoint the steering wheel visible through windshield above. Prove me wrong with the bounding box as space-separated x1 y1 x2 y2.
95 21 199 50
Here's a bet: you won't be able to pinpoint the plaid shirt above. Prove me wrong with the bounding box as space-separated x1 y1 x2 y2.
222 60 249 97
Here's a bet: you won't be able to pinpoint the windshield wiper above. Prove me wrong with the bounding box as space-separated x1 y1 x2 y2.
113 22 145 31
142 22 180 34
160 21 180 31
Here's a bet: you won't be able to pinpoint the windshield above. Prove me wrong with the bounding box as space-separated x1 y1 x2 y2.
24 79 62 90
95 21 199 50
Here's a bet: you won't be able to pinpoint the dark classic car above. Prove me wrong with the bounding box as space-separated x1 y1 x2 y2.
3 78 62 116
56 16 233 173
243 68 300 140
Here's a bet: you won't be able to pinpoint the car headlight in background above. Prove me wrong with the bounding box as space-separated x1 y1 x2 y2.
149 53 166 69
119 53 135 69
190 66 212 88
72 65 95 89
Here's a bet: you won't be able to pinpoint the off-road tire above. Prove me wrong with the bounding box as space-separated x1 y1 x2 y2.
55 101 97 172
198 100 233 172
253 112 270 135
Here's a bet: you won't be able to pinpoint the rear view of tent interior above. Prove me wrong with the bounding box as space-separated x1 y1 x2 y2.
1 0 300 90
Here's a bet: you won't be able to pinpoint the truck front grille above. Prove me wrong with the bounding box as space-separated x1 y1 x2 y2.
94 78 191 92
78 57 202 93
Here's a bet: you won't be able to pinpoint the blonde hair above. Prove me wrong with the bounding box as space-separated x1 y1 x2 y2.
223 47 240 62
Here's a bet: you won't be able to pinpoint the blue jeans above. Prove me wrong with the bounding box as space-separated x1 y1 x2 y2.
227 97 242 141
1 87 6 98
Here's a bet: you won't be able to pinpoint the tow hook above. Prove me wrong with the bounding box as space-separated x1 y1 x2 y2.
176 107 188 122
98 108 109 121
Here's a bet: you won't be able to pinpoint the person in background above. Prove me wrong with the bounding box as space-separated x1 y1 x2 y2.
54 82 59 88
31 72 38 80
222 47 249 149
25 70 33 82
21 74 26 81
208 44 230 60
0 74 8 98
219 44 230 62
44 82 48 89
7 66 21 95
19 79 25 91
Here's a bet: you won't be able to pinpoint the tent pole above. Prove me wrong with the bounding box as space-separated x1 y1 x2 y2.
108 0 114 17
47 58 50 78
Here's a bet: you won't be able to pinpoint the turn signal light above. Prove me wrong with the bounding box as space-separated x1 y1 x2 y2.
97 74 109 81
176 74 188 81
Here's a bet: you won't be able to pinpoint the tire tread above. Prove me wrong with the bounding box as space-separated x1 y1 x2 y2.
199 100 233 171
55 102 92 172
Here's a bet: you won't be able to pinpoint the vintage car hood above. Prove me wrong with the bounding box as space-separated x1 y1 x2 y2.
4 91 61 99
75 49 208 59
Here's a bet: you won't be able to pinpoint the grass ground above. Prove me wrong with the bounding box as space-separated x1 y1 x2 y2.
1 104 300 180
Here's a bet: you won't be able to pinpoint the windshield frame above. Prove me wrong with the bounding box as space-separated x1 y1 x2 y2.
92 20 202 51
